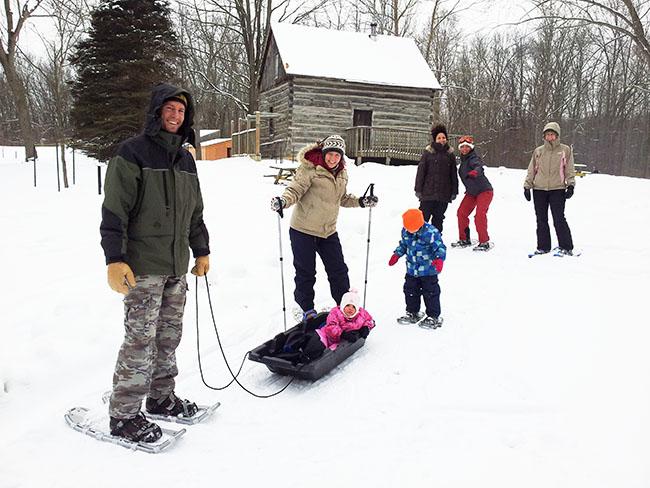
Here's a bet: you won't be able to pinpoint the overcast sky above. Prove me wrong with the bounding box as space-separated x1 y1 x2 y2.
17 0 533 60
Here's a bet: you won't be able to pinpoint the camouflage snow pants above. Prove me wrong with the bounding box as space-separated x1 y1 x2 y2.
108 274 188 419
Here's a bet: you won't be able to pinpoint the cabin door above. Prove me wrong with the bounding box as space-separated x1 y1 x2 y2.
353 110 372 152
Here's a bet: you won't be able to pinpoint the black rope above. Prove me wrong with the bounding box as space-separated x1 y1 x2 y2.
194 275 299 398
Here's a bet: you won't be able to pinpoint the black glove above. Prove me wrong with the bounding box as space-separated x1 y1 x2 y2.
524 188 531 201
358 326 370 339
565 186 574 199
450 194 457 202
340 330 359 343
359 195 378 208
270 196 286 212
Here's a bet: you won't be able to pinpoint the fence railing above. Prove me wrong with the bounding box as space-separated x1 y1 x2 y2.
344 126 459 164
231 128 257 157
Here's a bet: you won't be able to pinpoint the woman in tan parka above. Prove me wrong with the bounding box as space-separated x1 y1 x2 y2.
270 135 378 319
523 122 576 256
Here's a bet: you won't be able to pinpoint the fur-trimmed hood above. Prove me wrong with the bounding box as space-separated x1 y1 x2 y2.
298 142 346 177
425 143 454 156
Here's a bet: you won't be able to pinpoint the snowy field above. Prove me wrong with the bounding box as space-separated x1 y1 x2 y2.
1 145 649 487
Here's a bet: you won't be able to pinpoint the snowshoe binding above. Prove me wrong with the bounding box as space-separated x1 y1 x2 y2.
418 316 444 330
473 241 494 252
146 392 198 419
109 412 162 443
451 239 473 248
397 311 425 325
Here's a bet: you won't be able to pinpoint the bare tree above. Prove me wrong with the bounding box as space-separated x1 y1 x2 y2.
179 0 328 120
0 0 46 160
25 0 88 186
527 0 650 70
355 0 420 36
416 3 461 120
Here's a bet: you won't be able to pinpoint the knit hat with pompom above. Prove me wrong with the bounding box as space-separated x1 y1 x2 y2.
340 288 361 317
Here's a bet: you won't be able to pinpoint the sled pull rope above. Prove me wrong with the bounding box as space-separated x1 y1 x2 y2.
194 275 299 398
361 183 375 308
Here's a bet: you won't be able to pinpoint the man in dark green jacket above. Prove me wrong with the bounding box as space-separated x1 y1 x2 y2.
100 83 210 442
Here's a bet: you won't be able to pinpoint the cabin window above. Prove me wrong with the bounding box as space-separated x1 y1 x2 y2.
353 110 372 127
275 54 280 80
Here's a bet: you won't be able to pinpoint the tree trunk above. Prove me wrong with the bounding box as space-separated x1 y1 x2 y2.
2 62 37 160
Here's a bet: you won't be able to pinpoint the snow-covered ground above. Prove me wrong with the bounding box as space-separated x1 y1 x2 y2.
1 145 648 487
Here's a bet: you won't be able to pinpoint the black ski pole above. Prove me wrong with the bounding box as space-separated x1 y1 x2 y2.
276 211 288 331
361 183 375 308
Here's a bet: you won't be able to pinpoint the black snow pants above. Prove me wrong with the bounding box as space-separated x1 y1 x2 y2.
419 200 448 234
404 274 441 318
533 189 573 251
289 228 350 312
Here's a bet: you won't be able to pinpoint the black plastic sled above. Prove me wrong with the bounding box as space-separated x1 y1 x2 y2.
248 312 366 381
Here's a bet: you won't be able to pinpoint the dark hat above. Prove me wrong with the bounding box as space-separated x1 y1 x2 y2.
321 134 346 158
431 124 448 141
164 93 188 107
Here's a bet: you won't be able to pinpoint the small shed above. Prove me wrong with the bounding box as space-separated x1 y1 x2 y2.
258 22 441 164
201 138 232 160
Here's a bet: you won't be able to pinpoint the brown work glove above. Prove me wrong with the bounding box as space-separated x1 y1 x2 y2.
191 255 210 276
107 262 136 294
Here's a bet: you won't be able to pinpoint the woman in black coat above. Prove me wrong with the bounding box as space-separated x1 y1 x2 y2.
414 124 459 233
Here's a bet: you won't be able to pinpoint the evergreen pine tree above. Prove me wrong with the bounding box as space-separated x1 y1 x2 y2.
70 0 180 160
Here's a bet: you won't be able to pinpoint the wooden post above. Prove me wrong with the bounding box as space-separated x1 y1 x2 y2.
230 120 235 156
55 142 61 192
246 116 251 155
255 111 261 161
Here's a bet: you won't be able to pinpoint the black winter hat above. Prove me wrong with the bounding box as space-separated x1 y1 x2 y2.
431 124 448 141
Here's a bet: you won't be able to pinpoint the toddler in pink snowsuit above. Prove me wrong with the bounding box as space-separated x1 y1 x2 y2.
317 289 375 350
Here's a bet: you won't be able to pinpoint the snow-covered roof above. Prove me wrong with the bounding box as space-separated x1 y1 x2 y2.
270 22 441 90
202 138 230 146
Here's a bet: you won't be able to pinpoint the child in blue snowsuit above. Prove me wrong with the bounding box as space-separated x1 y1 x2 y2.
389 208 446 329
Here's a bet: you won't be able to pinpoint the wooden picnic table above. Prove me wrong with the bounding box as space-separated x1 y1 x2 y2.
266 165 298 184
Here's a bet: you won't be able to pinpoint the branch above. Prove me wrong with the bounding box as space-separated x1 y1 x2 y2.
188 69 249 112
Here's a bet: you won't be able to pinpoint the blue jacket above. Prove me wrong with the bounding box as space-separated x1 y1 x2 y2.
394 223 446 277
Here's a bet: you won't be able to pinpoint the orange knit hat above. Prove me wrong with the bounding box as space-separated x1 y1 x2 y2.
402 209 424 233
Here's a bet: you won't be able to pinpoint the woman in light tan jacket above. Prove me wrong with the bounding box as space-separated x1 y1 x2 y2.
270 135 378 319
524 122 576 255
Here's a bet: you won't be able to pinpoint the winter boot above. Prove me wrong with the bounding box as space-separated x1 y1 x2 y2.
397 311 425 324
451 239 472 248
109 412 162 442
555 248 573 256
302 308 317 321
146 392 198 418
473 241 492 252
534 249 549 255
418 316 443 330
